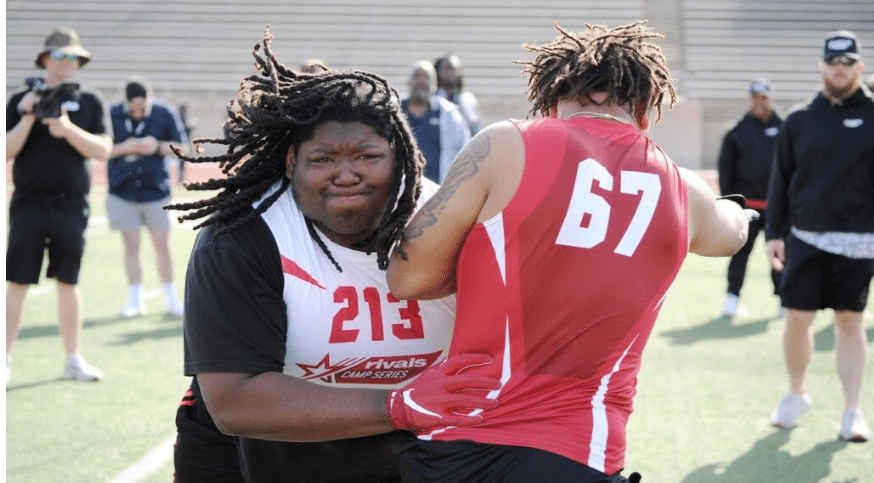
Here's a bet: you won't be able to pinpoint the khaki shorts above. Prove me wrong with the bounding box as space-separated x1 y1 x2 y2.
106 194 171 231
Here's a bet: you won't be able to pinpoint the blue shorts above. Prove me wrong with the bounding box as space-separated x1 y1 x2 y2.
780 234 874 312
6 201 89 285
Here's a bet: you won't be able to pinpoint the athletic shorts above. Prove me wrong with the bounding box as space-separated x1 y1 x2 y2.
106 194 171 231
174 388 245 483
780 233 874 312
6 201 88 285
399 439 640 483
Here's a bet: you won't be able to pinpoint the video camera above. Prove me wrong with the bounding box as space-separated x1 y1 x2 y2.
24 77 80 119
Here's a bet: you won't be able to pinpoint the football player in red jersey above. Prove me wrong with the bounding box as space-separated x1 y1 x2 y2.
387 22 750 483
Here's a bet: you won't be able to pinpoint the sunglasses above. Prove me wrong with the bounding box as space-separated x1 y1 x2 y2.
48 50 80 63
825 56 858 67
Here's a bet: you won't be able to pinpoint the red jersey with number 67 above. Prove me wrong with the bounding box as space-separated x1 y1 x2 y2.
411 116 689 475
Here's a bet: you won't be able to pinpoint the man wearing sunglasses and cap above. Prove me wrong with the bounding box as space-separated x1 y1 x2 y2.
6 27 112 383
765 29 873 443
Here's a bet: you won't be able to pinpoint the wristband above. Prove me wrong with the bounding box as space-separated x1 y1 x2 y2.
716 194 746 208
152 142 162 157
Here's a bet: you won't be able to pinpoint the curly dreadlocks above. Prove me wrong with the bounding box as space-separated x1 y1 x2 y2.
167 27 424 271
519 21 677 123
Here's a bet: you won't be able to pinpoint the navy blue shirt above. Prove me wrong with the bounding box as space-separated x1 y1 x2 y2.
401 98 442 182
108 98 187 202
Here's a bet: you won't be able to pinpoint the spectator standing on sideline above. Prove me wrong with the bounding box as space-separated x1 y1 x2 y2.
108 77 187 318
5 27 112 382
386 22 750 483
400 60 470 183
766 30 873 443
169 29 498 483
717 78 783 317
434 54 481 135
176 102 196 184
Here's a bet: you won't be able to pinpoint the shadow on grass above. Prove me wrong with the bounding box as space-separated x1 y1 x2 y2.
15 314 138 340
680 430 852 483
813 325 874 352
16 312 183 345
660 316 777 346
109 325 183 345
5 378 70 393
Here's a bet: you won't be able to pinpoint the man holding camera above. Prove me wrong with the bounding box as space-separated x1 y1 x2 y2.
6 27 112 383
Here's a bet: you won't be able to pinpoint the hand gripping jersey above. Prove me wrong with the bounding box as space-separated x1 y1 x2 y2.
259 182 456 388
408 116 689 475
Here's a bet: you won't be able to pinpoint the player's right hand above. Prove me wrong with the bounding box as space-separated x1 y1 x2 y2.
387 353 500 432
766 239 785 272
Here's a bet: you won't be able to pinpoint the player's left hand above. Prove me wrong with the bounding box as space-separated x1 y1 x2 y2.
387 353 500 432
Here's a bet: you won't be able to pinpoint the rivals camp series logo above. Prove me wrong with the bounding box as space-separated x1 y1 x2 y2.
296 351 443 384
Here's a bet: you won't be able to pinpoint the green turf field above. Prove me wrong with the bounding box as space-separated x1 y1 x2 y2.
5 184 873 482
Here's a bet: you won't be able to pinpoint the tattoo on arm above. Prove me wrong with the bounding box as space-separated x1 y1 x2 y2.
403 134 492 240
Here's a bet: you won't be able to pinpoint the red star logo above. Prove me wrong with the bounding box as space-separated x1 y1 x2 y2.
296 354 367 383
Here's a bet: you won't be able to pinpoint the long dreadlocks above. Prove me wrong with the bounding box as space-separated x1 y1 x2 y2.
167 27 424 271
519 21 677 123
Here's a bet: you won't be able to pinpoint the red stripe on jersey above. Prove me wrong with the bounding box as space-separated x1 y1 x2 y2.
281 255 326 289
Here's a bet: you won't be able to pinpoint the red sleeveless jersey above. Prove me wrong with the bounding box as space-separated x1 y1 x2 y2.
410 116 689 474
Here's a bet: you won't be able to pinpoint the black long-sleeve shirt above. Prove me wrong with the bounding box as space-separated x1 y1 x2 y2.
766 87 874 240
717 111 782 204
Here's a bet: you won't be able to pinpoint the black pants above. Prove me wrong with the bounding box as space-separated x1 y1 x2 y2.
399 439 640 483
726 210 780 296
174 388 245 483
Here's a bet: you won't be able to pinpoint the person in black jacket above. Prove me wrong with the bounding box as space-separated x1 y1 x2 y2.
765 30 873 443
717 78 783 317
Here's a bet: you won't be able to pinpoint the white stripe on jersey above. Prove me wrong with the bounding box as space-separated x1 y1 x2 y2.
588 335 638 472
483 212 507 285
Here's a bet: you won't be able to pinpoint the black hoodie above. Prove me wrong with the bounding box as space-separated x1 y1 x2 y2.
766 87 874 239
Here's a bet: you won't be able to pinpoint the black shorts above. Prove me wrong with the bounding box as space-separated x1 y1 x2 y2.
6 201 88 285
399 439 639 483
174 388 245 483
780 234 874 312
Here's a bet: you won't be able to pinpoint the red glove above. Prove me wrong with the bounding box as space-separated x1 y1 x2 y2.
387 353 501 432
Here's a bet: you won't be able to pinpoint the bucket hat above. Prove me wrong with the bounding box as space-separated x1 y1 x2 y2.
35 26 91 69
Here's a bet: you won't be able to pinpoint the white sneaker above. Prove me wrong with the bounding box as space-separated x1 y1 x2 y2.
721 294 748 317
165 297 184 318
839 409 871 442
771 391 811 428
63 355 103 381
120 300 146 318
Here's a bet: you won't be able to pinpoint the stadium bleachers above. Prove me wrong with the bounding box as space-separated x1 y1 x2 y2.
6 0 873 168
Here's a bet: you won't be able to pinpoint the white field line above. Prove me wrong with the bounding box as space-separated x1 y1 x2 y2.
105 435 175 483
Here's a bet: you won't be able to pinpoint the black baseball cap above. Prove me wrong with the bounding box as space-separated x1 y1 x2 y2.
823 30 861 61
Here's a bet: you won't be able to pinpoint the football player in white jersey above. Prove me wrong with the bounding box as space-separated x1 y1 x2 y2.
168 28 498 483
